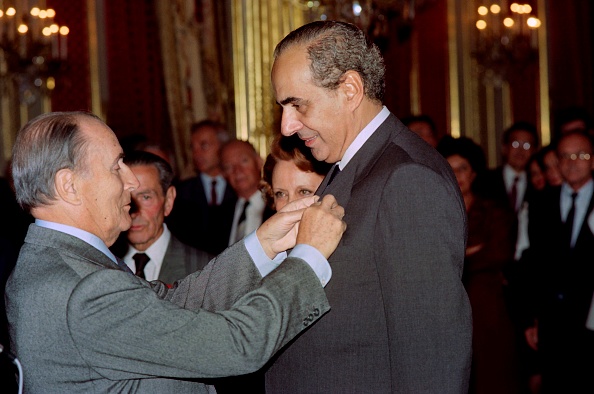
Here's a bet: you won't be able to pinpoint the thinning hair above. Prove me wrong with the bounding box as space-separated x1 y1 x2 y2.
124 150 175 194
11 111 100 211
274 20 385 103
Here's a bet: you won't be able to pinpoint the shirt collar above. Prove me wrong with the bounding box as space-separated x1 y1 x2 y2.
562 178 594 198
124 224 171 269
337 106 390 170
35 219 119 264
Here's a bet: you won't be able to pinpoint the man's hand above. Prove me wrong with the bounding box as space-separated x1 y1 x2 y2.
297 194 346 259
257 196 318 258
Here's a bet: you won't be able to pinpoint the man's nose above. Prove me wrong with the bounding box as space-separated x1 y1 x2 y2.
281 111 302 136
122 164 140 190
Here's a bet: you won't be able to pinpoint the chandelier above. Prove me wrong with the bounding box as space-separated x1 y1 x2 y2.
299 0 435 48
0 2 69 105
472 2 541 84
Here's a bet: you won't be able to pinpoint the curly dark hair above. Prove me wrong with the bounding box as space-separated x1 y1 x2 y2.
274 20 385 103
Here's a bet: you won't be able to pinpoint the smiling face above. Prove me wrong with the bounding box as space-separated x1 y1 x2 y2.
221 140 263 199
76 118 139 246
272 44 356 163
271 159 325 211
127 164 175 251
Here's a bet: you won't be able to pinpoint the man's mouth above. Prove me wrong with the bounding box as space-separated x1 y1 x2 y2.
301 135 317 147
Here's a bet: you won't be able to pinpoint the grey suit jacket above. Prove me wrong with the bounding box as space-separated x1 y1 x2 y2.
158 235 212 284
6 224 329 393
265 113 472 393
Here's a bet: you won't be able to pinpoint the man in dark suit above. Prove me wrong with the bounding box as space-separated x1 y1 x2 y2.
110 150 213 284
481 121 539 213
167 120 237 255
5 111 346 392
523 130 594 392
265 21 472 393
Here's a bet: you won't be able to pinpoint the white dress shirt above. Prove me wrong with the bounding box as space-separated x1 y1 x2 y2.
228 191 265 245
123 224 172 281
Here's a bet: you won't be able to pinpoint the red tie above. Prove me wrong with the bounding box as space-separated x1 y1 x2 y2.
509 176 519 212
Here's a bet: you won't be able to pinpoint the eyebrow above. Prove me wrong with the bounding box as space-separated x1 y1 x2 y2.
279 96 303 106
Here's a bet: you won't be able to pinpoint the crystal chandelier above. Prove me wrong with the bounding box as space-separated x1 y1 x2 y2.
472 2 541 84
0 2 69 105
300 0 435 47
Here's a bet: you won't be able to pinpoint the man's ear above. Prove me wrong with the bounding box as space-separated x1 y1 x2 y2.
340 70 365 110
163 185 176 217
55 168 82 205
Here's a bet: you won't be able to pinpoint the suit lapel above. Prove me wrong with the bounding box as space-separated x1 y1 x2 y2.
318 115 396 209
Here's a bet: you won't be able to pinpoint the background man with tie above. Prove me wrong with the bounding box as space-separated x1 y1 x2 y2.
110 150 213 284
5 111 346 392
167 120 237 255
522 130 594 392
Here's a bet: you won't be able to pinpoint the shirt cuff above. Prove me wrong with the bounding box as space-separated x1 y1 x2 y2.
289 244 332 287
244 231 285 277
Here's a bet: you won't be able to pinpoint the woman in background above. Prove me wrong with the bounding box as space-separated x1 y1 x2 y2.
261 134 332 211
438 136 522 394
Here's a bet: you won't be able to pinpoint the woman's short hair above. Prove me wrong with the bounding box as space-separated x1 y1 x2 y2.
261 134 333 209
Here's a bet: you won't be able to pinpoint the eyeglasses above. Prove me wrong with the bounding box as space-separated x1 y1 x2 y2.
511 140 532 150
559 152 592 161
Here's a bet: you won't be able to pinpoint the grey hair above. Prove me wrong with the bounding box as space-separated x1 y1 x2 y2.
273 20 385 103
124 150 175 194
11 111 100 211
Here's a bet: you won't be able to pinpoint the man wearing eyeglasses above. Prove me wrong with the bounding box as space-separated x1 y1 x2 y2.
521 130 594 392
482 121 539 214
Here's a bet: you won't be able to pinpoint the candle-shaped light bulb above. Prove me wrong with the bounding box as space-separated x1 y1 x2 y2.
59 25 68 59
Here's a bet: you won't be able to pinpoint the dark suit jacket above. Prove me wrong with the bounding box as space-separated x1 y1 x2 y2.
480 166 537 210
167 175 237 255
6 224 329 393
522 185 594 391
264 113 472 393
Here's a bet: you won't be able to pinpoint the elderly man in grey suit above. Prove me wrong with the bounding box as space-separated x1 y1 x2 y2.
263 21 472 393
110 150 213 284
5 111 346 393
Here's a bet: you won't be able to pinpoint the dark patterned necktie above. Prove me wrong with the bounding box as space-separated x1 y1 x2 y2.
327 164 341 185
210 179 218 206
235 200 250 243
132 253 150 279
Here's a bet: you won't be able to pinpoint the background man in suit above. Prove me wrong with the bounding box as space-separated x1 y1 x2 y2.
110 150 213 284
265 21 472 393
221 139 274 246
5 111 346 392
482 121 539 214
522 130 594 392
167 120 237 255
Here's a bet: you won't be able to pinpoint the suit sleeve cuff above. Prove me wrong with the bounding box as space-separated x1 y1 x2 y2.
244 231 286 277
